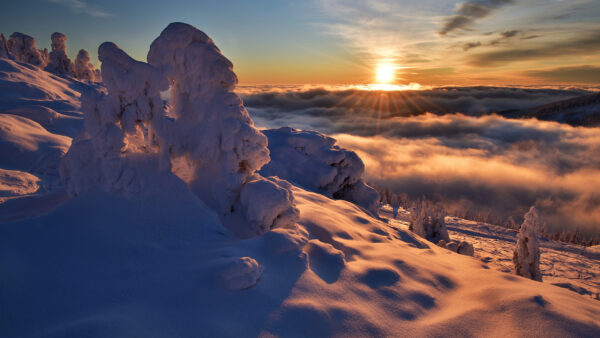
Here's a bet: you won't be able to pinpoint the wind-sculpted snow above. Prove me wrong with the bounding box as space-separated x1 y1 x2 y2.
44 32 75 76
514 206 543 281
260 127 379 215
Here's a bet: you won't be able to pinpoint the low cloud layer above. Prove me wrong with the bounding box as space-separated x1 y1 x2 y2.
242 86 600 235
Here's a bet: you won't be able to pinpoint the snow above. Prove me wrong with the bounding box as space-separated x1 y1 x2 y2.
74 49 96 81
0 169 39 198
44 32 75 76
0 113 71 175
514 206 543 281
146 22 297 233
7 32 46 68
260 127 379 215
0 33 9 59
0 22 599 336
409 198 450 243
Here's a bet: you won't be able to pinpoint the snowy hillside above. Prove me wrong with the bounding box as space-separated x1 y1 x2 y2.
382 206 600 300
1 24 600 337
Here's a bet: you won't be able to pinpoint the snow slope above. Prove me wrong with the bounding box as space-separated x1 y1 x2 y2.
1 25 600 336
2 187 600 336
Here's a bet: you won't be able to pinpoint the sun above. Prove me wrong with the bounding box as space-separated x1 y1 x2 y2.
375 63 395 84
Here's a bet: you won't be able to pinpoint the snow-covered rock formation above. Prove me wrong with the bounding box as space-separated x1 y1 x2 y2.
146 22 298 235
513 206 543 281
409 199 450 243
260 127 379 215
7 32 46 67
45 32 75 76
74 49 96 81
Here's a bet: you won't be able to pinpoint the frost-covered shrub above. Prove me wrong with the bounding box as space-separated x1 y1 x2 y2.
45 32 75 76
513 206 542 281
74 49 96 81
0 34 10 59
260 127 379 215
60 42 169 196
7 32 46 67
147 23 281 216
409 199 450 243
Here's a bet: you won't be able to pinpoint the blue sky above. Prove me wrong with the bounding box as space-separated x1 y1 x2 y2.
1 0 600 85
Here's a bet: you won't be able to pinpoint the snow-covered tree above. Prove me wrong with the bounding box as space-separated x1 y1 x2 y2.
62 23 298 237
146 23 299 234
513 206 542 281
0 33 10 59
409 198 450 243
60 41 170 196
74 49 96 81
7 32 46 67
45 32 75 76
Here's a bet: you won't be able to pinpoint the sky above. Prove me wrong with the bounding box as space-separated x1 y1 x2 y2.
1 0 600 85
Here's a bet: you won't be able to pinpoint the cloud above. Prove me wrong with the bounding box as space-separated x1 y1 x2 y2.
462 42 482 51
469 30 600 66
241 86 600 235
47 0 111 17
439 0 515 35
524 65 600 84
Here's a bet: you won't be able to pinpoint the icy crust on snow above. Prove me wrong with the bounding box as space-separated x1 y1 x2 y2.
6 32 46 68
44 32 75 76
514 206 543 281
260 127 379 215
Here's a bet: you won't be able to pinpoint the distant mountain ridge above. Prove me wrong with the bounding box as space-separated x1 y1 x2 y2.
503 92 600 126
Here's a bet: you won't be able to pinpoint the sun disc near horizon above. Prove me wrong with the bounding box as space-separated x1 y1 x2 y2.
375 63 395 84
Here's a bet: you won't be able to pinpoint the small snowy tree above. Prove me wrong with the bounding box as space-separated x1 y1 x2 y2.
45 32 75 76
74 49 96 81
513 206 542 281
7 32 46 67
409 198 450 243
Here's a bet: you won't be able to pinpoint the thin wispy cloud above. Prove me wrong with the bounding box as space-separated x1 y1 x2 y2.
47 0 111 17
438 0 515 35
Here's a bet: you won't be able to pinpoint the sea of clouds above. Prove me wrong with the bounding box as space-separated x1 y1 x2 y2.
240 86 600 235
